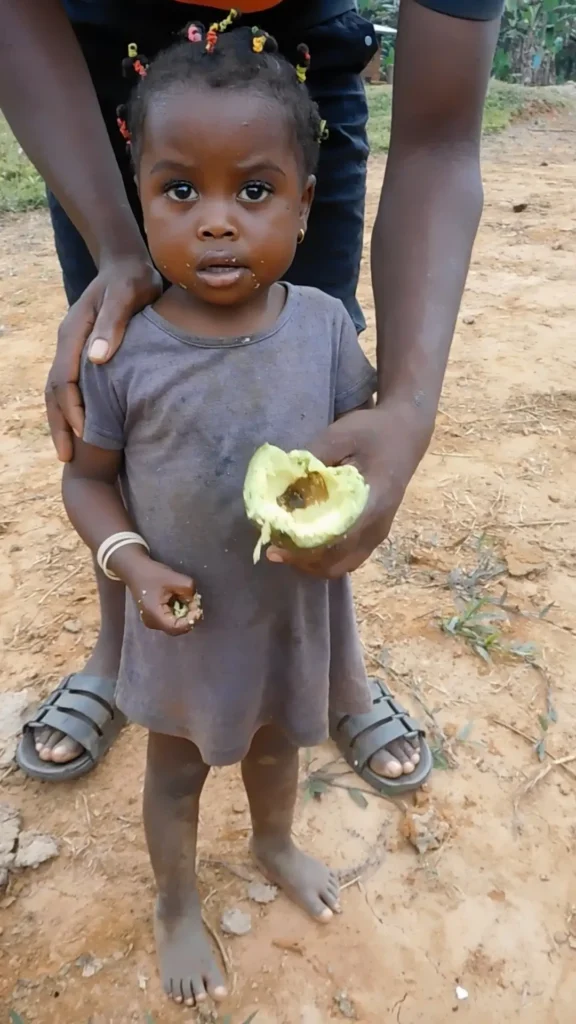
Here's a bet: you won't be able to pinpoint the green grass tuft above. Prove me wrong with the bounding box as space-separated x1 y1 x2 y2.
366 80 567 154
0 119 46 213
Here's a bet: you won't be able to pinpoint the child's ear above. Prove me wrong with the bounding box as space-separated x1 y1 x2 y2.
299 174 316 229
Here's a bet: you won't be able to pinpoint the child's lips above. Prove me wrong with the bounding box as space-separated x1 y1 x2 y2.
195 253 249 288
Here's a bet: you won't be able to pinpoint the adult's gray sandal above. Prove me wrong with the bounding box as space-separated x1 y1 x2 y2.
15 674 125 782
330 678 433 796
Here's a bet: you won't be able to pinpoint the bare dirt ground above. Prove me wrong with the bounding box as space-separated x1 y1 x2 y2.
1 106 576 1024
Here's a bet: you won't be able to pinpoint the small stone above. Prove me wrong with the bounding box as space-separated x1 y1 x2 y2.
455 986 469 1000
63 619 82 634
512 202 528 213
334 991 357 1019
220 907 252 936
554 931 568 945
0 802 21 869
0 867 9 891
462 316 476 326
232 801 245 814
548 492 561 503
551 242 563 251
248 881 278 905
14 831 59 869
0 692 33 768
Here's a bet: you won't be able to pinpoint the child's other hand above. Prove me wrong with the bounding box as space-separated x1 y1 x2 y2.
128 560 201 636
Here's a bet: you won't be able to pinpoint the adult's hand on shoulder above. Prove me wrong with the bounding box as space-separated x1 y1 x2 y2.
266 401 433 578
46 254 162 462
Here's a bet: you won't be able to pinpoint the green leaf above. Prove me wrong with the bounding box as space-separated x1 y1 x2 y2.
473 643 491 664
538 713 550 733
431 746 451 770
144 1015 155 1024
347 787 369 809
535 738 546 762
9 1013 26 1024
456 721 474 742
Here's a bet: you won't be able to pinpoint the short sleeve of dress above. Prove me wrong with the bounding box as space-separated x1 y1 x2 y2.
334 309 377 418
80 351 126 451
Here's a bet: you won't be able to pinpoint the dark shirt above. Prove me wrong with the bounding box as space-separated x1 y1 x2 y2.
64 0 504 27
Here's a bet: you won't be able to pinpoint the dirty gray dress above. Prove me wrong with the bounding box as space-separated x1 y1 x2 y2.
81 284 375 765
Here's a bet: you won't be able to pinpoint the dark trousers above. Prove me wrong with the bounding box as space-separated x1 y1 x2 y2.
49 6 377 331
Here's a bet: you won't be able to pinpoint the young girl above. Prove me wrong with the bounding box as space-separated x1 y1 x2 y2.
63 18 377 1008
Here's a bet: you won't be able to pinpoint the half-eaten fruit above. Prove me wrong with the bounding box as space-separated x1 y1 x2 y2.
243 443 369 563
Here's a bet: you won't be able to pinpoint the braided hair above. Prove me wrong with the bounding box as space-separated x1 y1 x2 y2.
119 13 324 178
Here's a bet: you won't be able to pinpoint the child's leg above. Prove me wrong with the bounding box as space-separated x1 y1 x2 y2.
242 726 340 923
144 731 227 1006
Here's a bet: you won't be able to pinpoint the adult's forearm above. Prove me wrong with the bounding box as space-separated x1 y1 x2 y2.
0 0 145 264
372 141 483 429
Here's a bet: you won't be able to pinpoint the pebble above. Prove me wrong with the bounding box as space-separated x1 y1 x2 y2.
248 881 278 904
554 931 568 944
220 907 252 936
63 619 82 634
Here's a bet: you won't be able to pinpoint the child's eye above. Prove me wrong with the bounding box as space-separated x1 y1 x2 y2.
238 181 273 203
164 181 198 203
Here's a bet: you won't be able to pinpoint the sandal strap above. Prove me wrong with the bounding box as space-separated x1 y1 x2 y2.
334 677 424 773
25 674 118 761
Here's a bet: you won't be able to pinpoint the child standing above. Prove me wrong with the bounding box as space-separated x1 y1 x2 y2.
63 19 376 1008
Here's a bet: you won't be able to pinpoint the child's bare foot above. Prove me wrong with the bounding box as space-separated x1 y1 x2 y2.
155 895 227 1006
251 836 340 922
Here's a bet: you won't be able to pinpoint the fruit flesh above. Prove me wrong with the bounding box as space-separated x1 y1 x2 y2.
243 444 369 563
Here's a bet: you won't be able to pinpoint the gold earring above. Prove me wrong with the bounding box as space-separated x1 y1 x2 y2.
297 228 306 245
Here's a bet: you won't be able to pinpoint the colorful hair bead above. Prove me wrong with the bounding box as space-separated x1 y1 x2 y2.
205 8 239 53
185 22 204 43
122 42 148 79
116 104 131 144
295 43 310 84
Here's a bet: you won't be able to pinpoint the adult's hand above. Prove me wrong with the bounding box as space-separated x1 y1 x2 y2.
266 401 433 578
46 255 162 462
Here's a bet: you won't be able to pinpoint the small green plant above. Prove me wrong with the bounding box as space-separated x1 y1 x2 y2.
442 597 539 664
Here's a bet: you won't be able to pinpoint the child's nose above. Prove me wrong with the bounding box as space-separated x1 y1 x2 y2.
197 217 238 241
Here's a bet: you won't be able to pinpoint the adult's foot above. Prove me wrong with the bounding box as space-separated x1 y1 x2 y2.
34 640 121 764
330 678 432 792
155 894 228 1006
252 836 340 923
371 736 420 779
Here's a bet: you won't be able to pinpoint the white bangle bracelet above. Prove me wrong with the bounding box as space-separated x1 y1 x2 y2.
96 531 150 581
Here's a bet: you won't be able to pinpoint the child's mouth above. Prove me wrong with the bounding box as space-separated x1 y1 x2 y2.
196 253 248 289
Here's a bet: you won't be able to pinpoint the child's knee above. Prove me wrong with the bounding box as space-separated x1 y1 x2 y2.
146 732 209 799
245 724 298 764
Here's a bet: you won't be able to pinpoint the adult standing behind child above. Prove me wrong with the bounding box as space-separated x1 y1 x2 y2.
0 0 503 785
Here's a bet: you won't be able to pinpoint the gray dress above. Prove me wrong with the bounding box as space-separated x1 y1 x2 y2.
81 284 374 765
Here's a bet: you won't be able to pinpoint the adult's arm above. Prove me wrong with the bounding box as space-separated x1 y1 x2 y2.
0 0 161 461
269 0 501 577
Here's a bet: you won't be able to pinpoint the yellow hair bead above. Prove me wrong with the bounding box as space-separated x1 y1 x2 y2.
218 9 238 33
295 64 307 83
128 42 138 58
252 34 266 53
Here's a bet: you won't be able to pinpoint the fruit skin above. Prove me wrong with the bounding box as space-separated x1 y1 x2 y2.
243 443 370 563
